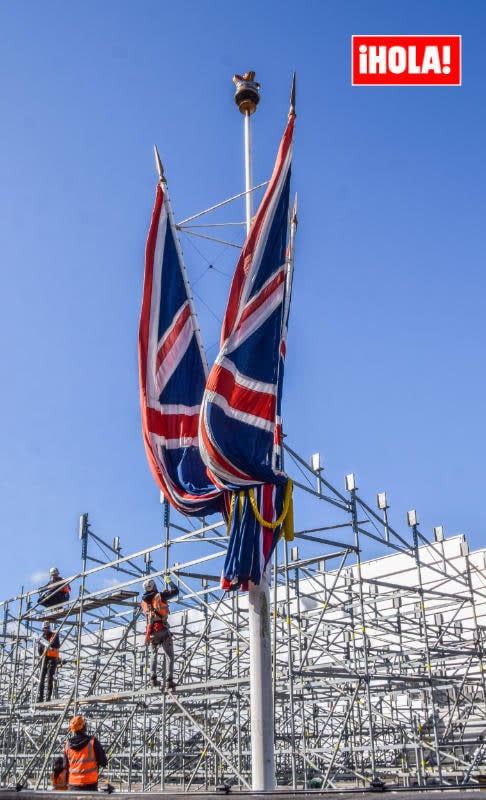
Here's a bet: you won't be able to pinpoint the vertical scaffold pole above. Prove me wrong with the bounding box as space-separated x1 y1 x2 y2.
233 70 275 790
74 514 88 713
411 521 443 783
348 480 378 785
162 495 170 789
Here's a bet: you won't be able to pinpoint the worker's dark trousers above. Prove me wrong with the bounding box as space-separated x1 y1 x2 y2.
150 626 174 682
68 783 98 791
38 656 57 702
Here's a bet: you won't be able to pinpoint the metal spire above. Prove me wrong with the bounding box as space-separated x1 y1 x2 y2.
153 145 166 183
289 71 296 117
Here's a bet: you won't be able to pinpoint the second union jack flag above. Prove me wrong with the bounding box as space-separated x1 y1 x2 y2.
138 182 222 516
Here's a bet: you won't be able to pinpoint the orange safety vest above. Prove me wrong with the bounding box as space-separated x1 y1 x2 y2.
52 768 68 790
141 593 169 634
65 738 98 786
46 632 59 658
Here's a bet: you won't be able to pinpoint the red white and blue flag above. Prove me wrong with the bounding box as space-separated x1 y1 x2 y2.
139 114 295 587
138 182 223 516
199 116 295 587
199 116 294 490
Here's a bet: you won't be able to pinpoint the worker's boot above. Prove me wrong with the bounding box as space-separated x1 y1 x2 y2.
150 677 160 688
166 678 176 692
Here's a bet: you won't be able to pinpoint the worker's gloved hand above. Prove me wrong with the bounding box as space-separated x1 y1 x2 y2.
163 575 172 585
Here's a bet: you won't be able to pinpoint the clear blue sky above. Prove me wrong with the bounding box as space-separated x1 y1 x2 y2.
0 1 484 600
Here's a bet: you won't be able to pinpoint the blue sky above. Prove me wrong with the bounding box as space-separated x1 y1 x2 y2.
0 1 484 600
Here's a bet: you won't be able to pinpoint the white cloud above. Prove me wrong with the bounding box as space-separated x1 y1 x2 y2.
31 570 49 585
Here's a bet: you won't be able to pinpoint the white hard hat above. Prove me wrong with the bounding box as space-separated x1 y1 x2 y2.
49 567 59 575
143 578 156 592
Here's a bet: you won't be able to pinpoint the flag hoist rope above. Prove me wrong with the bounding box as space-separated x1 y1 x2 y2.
225 479 295 542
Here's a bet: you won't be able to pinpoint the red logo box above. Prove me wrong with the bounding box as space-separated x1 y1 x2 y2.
352 35 461 86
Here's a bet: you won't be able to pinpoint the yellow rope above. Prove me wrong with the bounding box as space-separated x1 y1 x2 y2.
248 479 293 530
227 479 294 542
238 490 245 521
281 488 294 542
226 492 235 536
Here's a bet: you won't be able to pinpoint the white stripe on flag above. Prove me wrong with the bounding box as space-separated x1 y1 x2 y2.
146 203 168 405
225 281 285 355
155 317 194 396
218 357 277 396
205 391 274 433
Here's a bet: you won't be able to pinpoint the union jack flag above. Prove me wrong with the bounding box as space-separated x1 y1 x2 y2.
138 181 223 516
199 116 296 587
199 116 294 490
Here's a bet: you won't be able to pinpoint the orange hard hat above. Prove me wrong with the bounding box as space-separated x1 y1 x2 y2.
69 715 85 732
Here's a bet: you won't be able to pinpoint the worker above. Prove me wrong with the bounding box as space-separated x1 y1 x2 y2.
52 756 68 790
37 620 60 703
141 576 178 690
64 715 107 791
39 567 71 608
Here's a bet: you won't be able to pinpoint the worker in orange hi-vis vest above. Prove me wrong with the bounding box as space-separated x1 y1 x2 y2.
52 756 68 790
141 576 179 690
64 716 107 791
39 567 71 608
37 620 60 703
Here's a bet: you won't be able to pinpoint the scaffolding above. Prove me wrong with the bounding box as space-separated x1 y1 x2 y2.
1 442 486 792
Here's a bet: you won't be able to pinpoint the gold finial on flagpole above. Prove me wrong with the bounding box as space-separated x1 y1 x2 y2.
233 71 261 115
289 72 296 118
153 145 166 183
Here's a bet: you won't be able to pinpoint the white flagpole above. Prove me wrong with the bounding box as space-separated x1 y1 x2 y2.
244 112 254 234
234 71 276 791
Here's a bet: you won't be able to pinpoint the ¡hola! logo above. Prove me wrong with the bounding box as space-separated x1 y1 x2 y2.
352 36 461 86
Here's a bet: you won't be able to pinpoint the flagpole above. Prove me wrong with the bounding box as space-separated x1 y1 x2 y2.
244 112 253 234
234 71 276 791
